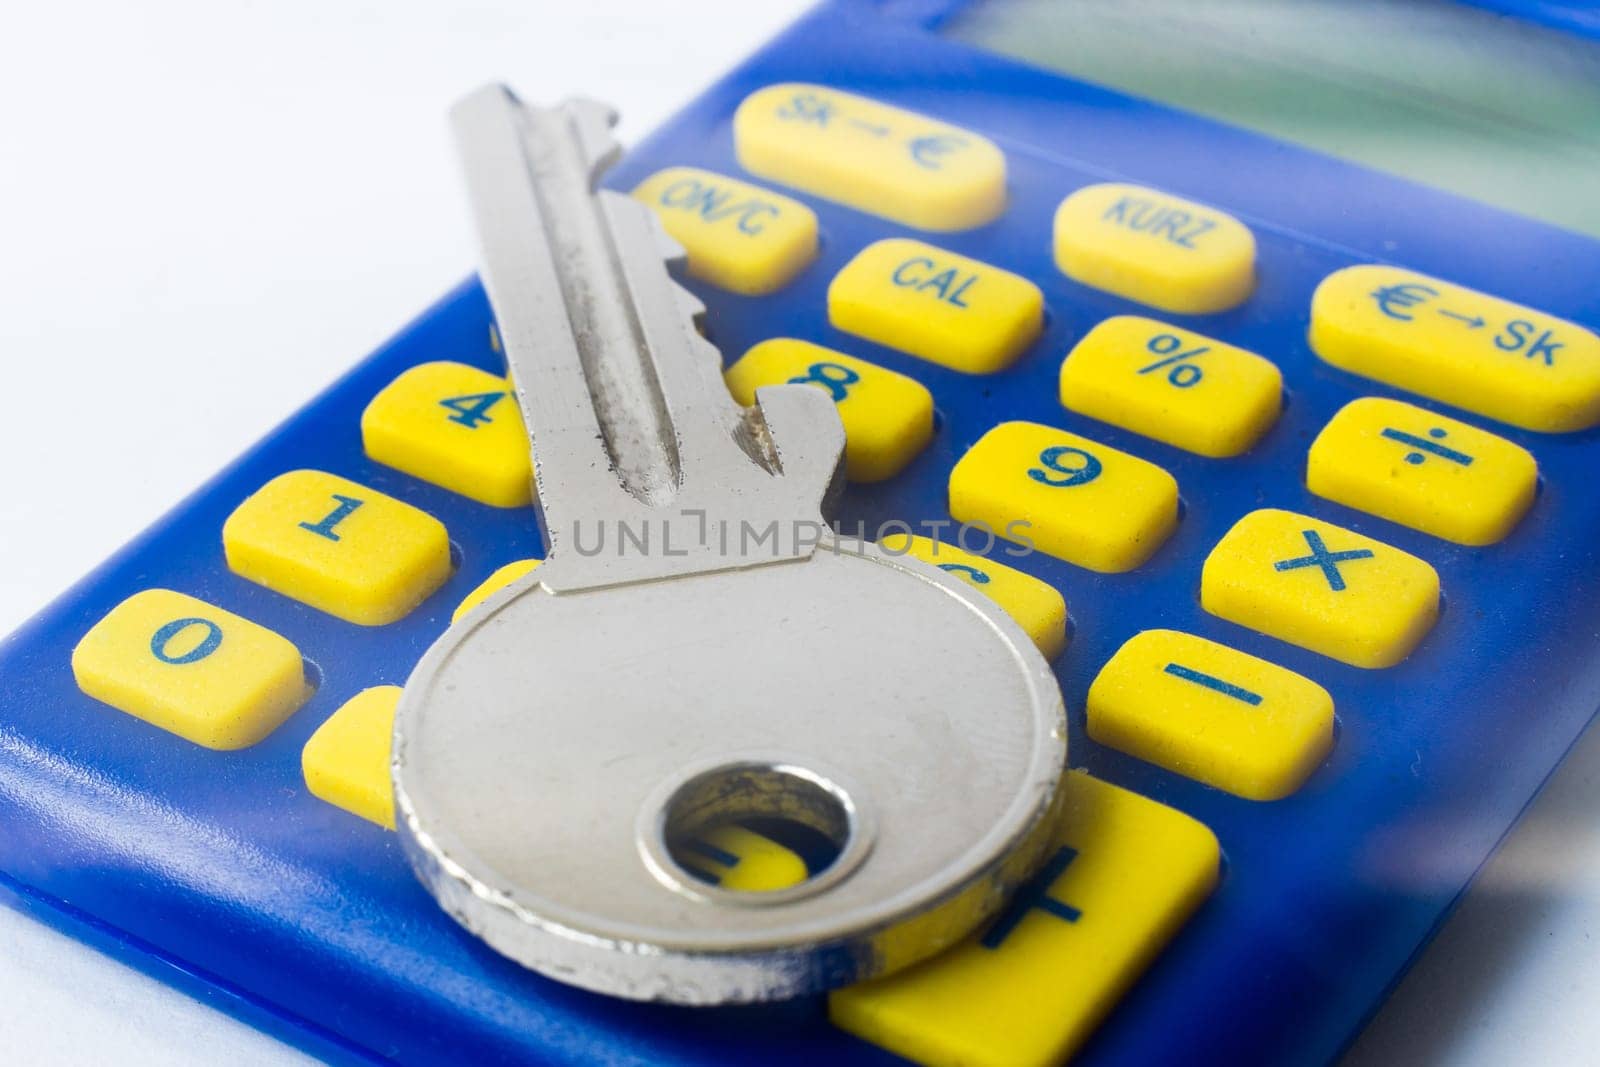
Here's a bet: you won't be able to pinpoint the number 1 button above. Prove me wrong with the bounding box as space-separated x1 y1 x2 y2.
223 470 453 625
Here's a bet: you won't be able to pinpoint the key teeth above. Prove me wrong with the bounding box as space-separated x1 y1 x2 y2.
752 384 847 518
561 96 622 187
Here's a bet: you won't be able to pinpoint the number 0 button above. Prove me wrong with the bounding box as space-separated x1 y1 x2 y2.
223 470 453 625
950 421 1178 573
72 589 311 749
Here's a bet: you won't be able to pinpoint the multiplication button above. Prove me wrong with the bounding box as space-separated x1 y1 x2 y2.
1311 265 1600 432
1202 508 1439 668
1308 397 1538 545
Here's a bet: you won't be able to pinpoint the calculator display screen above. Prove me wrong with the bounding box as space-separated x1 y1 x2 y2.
946 0 1600 239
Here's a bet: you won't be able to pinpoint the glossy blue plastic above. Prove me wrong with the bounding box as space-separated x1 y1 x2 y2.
3 1 1600 1063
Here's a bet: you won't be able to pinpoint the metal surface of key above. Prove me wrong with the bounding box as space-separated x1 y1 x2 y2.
392 84 1068 1004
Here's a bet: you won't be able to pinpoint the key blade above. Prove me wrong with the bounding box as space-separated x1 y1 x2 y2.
452 84 675 545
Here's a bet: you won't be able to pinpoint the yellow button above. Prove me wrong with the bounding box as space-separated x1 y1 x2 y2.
452 558 542 624
71 589 311 750
950 421 1179 573
877 533 1068 659
361 361 531 508
677 825 810 893
1308 397 1538 546
1060 316 1281 457
1202 508 1439 668
302 685 400 829
223 470 453 626
1053 183 1256 314
631 167 818 295
1310 265 1600 432
1088 630 1334 800
830 771 1219 1067
829 239 1043 374
733 83 1005 232
725 339 933 482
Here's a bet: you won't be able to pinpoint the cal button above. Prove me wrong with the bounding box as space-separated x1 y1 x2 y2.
1202 509 1439 668
632 167 817 294
949 421 1179 573
223 470 453 626
1054 183 1256 314
724 339 933 482
734 83 1005 231
829 239 1043 374
72 589 311 750
1089 630 1334 800
1308 397 1538 545
303 685 402 828
830 771 1219 1067
1060 316 1281 457
1311 265 1600 432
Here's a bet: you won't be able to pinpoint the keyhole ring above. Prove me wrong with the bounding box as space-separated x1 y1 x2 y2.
637 755 877 908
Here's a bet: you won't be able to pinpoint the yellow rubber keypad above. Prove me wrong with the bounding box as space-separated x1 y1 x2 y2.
829 239 1043 374
831 771 1219 1067
733 83 1005 232
1308 397 1539 546
949 421 1179 573
452 558 543 624
71 589 311 750
677 825 810 893
1053 183 1256 314
302 685 401 829
1088 630 1335 800
632 167 818 295
1060 316 1282 457
1202 509 1440 668
223 470 453 626
724 339 934 482
1310 265 1600 432
361 361 531 508
878 533 1068 659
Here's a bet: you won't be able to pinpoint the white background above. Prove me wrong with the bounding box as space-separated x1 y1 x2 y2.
2 2 1598 1063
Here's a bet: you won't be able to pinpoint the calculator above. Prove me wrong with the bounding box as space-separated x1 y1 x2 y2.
5 0 1600 1064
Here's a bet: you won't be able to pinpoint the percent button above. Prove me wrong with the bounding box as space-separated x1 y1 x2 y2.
1061 316 1282 457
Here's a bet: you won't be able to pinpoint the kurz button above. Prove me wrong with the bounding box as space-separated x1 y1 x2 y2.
1311 265 1600 432
1060 316 1281 457
830 771 1219 1067
1202 508 1440 668
829 238 1043 374
1308 397 1538 545
632 167 818 294
1053 183 1256 314
734 83 1006 231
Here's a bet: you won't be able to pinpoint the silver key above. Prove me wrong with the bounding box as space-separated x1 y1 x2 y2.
392 84 1068 1005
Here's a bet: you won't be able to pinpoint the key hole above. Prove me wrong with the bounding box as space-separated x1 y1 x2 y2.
650 761 863 902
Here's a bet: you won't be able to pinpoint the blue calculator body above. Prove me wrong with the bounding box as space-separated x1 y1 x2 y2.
4 1 1600 1063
